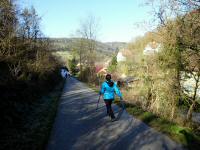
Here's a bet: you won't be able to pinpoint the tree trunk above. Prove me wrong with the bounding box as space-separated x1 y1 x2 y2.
186 74 199 121
171 105 176 120
187 101 195 121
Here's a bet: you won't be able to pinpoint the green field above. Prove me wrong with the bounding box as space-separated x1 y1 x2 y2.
52 51 73 65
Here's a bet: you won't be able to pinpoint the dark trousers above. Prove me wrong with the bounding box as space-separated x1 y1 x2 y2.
104 100 115 119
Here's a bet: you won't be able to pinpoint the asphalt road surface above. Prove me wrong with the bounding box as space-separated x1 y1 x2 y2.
47 77 184 150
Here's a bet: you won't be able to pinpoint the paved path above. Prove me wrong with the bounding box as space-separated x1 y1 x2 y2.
47 78 185 150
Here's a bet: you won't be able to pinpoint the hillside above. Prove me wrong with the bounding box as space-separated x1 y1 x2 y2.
49 38 127 53
49 38 127 63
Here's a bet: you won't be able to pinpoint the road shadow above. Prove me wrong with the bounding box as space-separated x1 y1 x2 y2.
47 78 184 150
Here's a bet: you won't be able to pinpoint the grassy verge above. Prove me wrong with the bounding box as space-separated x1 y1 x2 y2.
87 83 100 93
125 103 200 150
2 80 65 150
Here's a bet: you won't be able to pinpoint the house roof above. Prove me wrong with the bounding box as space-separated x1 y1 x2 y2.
143 41 161 55
97 67 107 75
95 65 104 73
120 49 132 57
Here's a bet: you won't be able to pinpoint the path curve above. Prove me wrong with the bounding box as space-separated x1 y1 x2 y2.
47 78 185 150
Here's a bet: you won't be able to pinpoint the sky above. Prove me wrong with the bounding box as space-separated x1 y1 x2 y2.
20 0 153 42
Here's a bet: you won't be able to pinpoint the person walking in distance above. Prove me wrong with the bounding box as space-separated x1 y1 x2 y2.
61 67 67 78
99 74 123 121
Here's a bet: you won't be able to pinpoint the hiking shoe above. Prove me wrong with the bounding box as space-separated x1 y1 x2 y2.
111 118 117 122
111 116 116 122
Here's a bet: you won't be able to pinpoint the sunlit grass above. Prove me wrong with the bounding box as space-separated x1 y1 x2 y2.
126 104 200 150
52 51 73 63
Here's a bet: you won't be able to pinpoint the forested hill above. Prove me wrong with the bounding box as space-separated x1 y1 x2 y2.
49 38 127 53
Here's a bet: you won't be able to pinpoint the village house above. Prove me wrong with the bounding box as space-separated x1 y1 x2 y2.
117 51 126 62
95 60 110 76
116 48 132 62
143 41 161 55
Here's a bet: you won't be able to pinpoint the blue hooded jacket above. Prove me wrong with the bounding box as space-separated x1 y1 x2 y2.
99 81 122 100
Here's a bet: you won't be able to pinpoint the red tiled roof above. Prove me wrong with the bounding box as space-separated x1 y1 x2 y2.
95 65 104 73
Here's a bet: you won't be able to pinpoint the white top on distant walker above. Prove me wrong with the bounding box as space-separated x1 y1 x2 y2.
66 70 70 77
61 69 67 78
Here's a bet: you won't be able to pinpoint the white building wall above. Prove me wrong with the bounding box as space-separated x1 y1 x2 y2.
117 52 126 62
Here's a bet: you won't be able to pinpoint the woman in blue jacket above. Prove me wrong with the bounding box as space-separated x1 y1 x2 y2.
99 74 123 121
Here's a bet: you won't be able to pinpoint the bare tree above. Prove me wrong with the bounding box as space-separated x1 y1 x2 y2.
0 0 17 56
77 15 99 59
19 6 41 41
75 15 100 81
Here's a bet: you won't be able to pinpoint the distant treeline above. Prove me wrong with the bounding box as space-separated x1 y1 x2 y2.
49 37 126 52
